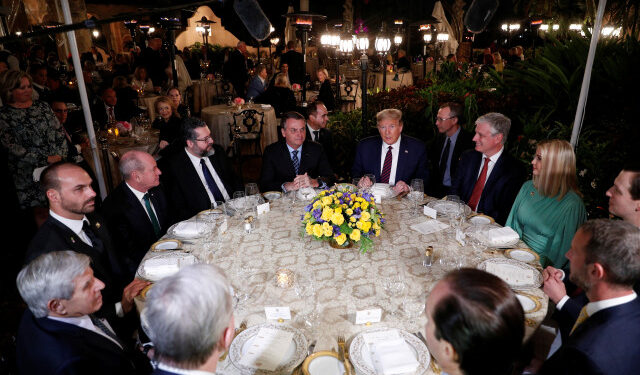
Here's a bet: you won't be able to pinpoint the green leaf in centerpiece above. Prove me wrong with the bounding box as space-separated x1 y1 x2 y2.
340 223 353 235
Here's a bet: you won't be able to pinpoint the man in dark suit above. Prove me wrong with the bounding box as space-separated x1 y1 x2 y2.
26 162 150 325
305 101 336 169
450 112 525 225
224 41 249 98
352 108 430 194
16 251 151 374
103 151 172 279
142 264 235 375
280 40 304 85
428 102 474 198
260 111 334 192
91 87 136 128
246 64 268 101
161 117 242 221
540 220 640 375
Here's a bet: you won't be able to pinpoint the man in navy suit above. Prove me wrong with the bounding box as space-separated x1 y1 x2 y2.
16 251 151 374
450 112 525 225
246 64 268 101
352 108 429 194
27 162 150 327
305 101 337 170
260 111 334 192
142 264 235 375
103 151 173 279
428 102 474 198
161 117 242 221
540 220 640 374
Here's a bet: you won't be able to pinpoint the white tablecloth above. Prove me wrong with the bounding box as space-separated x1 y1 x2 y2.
192 80 234 113
200 104 278 152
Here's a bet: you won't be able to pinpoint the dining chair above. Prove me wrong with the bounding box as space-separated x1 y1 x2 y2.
227 109 265 164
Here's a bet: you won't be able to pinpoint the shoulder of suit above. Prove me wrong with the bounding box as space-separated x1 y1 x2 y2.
401 135 427 147
302 140 323 151
358 135 382 145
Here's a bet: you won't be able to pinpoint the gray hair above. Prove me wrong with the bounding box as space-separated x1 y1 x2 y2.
580 219 640 287
142 264 233 368
16 251 91 318
118 150 146 181
475 112 511 144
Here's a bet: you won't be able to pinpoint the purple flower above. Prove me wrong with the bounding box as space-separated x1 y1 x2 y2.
305 204 313 212
333 225 341 235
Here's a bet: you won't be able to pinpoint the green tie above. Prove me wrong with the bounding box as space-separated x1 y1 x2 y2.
143 193 161 236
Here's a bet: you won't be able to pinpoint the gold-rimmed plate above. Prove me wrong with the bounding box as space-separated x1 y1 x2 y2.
302 351 344 375
515 291 542 313
468 214 495 225
263 191 283 201
505 248 540 264
150 239 182 252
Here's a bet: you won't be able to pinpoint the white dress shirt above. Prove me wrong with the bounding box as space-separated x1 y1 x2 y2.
185 148 230 203
379 135 402 185
307 123 321 142
125 183 158 222
557 292 637 314
49 210 93 246
157 363 215 375
48 315 122 349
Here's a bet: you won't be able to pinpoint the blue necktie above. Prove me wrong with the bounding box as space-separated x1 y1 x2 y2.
291 150 300 174
200 159 225 201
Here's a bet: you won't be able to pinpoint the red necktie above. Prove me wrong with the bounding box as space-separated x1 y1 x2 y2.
468 157 489 211
380 146 393 183
108 107 115 123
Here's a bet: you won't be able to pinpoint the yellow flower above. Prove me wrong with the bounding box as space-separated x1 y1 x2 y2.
322 197 332 206
306 222 313 235
361 202 369 210
321 207 333 221
350 216 356 222
375 229 380 237
312 224 323 237
346 208 353 215
323 227 333 237
304 213 311 220
335 233 347 245
331 212 345 225
334 207 342 214
372 222 380 230
361 211 371 222
313 201 322 209
361 221 372 232
349 229 361 241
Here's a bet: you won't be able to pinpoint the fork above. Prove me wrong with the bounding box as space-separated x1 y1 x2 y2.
337 335 352 375
219 320 247 361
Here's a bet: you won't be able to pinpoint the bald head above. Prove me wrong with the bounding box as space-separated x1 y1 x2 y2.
119 151 161 192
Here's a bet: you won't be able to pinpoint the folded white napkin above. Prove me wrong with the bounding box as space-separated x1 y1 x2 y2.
485 227 519 246
369 338 419 375
143 255 196 280
239 327 293 371
173 221 206 237
410 220 448 235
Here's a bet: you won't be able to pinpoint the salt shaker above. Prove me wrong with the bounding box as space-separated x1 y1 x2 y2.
423 246 433 267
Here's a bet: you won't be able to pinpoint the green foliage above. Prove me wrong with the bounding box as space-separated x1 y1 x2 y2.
327 110 375 180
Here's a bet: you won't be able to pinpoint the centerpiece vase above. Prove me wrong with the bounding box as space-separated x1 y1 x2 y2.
329 239 353 249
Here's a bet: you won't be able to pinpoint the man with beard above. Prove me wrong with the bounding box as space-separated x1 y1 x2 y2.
540 220 640 374
161 117 242 221
27 162 150 328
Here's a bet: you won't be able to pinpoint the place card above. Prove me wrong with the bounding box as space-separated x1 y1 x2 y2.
257 202 270 215
374 194 382 204
355 308 382 325
219 219 228 234
239 327 293 371
423 205 437 219
264 306 291 321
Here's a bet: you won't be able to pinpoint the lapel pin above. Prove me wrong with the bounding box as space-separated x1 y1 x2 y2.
95 222 101 229
404 150 408 153
70 236 76 243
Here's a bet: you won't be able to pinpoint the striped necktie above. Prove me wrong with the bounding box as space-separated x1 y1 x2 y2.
380 146 393 183
291 150 300 174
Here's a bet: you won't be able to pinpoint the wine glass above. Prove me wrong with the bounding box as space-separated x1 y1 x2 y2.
285 190 297 213
232 191 246 215
408 179 424 215
383 267 406 318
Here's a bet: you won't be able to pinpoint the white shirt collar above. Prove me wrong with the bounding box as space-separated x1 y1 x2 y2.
484 146 504 163
286 143 302 154
49 210 88 236
586 292 637 316
125 182 148 201
185 147 214 163
48 315 94 331
157 363 216 375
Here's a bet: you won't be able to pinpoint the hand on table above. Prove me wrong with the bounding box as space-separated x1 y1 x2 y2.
294 173 318 188
358 176 373 189
393 180 410 194
542 266 567 304
121 278 152 314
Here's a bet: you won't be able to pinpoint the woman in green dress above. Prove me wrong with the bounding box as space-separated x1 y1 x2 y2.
505 139 586 268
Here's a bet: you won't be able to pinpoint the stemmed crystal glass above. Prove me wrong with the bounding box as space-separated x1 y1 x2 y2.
244 183 260 214
233 191 247 215
294 272 318 329
383 266 406 318
408 179 424 215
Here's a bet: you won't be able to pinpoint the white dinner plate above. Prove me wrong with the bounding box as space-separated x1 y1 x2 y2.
302 351 344 375
263 191 282 201
515 292 543 313
349 327 430 375
505 248 541 263
468 214 494 225
426 200 472 217
136 252 197 282
477 258 543 289
297 188 317 201
464 224 520 248
229 323 308 374
150 239 182 252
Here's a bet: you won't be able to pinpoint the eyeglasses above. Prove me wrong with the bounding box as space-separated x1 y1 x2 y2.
53 109 68 113
195 136 212 143
436 116 455 122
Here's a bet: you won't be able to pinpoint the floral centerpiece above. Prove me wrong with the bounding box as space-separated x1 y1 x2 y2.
115 121 132 134
291 83 302 92
301 188 385 253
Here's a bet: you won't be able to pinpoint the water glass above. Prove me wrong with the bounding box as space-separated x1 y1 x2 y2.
285 190 297 212
409 179 424 215
233 191 246 214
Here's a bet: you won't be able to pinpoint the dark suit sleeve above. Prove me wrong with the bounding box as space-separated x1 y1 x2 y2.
161 161 192 221
540 347 603 375
351 141 366 179
411 141 430 185
311 145 334 187
449 151 471 197
260 144 284 192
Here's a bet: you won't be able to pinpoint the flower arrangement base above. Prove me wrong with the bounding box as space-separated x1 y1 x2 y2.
329 239 353 249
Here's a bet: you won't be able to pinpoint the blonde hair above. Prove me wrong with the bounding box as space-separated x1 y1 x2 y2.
154 96 179 119
376 108 403 124
317 68 329 80
533 139 580 199
0 70 32 104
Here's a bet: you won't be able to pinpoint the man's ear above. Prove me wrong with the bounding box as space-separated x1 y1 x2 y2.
442 339 459 364
46 188 60 204
48 299 66 315
220 317 235 351
591 262 606 281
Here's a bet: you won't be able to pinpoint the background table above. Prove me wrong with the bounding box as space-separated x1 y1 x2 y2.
200 104 278 152
136 195 548 374
192 80 234 113
373 72 414 90
138 95 160 120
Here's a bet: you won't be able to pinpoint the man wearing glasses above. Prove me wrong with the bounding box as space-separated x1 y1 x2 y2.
428 102 474 198
161 117 242 220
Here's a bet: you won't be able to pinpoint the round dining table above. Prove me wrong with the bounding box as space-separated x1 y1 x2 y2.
192 79 235 113
135 194 548 375
373 71 414 90
200 103 279 152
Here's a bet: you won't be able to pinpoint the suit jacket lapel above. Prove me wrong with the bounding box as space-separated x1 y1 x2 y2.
464 152 483 199
395 137 411 183
280 142 297 176
148 188 167 230
483 152 505 194
38 316 125 356
123 185 156 233
372 137 383 181
179 150 209 205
